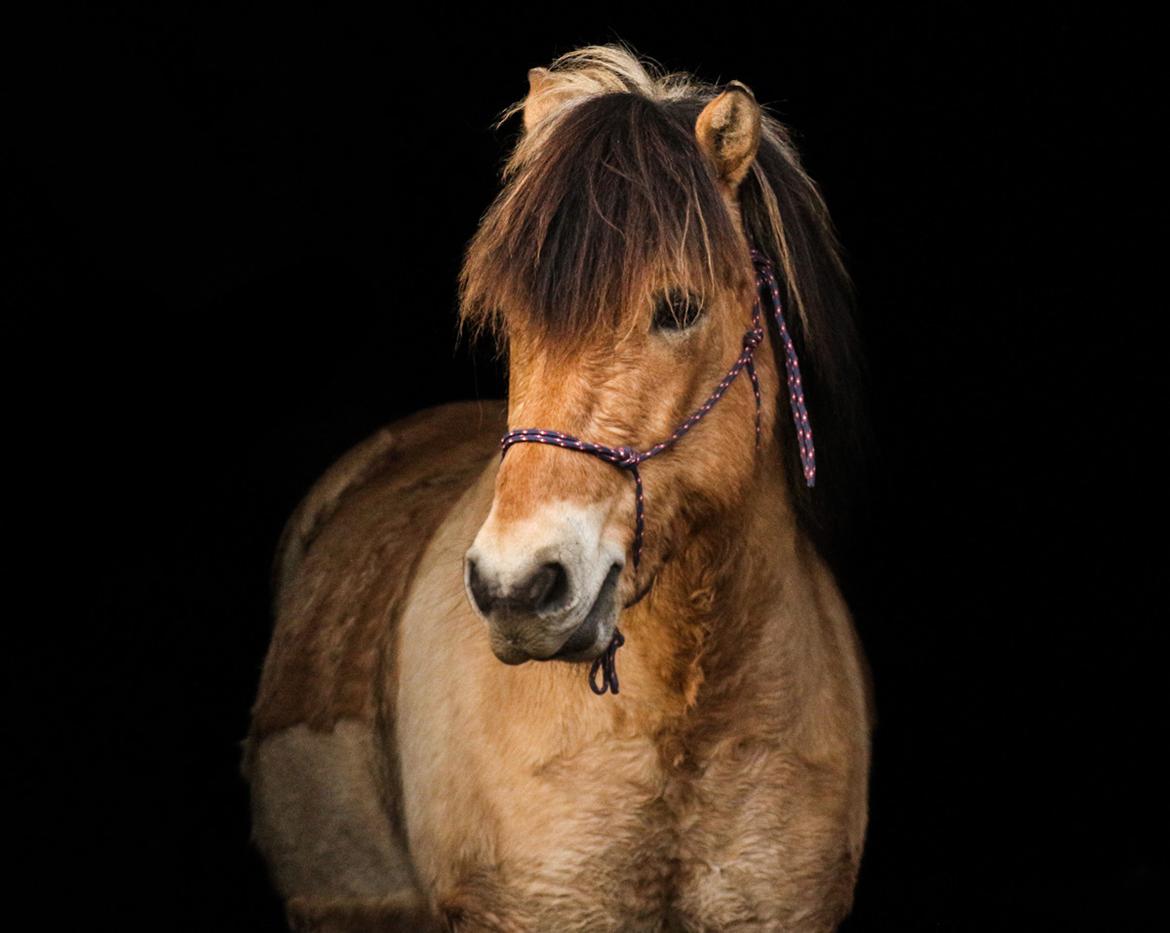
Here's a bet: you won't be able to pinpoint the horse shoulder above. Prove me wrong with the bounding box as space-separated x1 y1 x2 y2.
248 400 505 743
242 400 504 911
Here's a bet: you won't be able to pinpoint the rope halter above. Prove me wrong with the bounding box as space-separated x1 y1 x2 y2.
499 246 815 695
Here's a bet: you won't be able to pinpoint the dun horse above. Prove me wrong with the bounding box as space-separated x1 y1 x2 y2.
245 45 872 932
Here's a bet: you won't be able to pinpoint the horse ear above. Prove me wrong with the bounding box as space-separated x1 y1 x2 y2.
522 67 572 133
695 81 761 189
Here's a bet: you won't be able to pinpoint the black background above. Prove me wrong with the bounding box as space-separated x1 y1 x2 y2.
18 4 1161 931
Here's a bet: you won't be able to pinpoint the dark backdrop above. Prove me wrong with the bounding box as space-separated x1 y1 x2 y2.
20 5 1161 931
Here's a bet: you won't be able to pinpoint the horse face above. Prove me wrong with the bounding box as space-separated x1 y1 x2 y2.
463 81 765 666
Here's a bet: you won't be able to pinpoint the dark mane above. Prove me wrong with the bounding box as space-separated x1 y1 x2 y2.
459 47 867 558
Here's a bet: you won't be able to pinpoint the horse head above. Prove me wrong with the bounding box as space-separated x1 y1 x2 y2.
458 46 854 673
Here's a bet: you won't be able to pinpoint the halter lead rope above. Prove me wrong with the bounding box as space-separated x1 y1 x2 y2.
499 247 815 695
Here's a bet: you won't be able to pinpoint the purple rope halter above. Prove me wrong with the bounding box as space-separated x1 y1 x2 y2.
499 247 815 695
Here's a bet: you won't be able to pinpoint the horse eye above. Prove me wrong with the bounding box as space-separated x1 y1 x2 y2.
652 290 704 332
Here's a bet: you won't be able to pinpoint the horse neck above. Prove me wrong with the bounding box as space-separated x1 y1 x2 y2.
629 438 800 714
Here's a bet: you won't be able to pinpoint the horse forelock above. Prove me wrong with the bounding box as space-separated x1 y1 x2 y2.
459 93 741 348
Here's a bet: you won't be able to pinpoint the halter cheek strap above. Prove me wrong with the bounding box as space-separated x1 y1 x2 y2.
499 247 815 695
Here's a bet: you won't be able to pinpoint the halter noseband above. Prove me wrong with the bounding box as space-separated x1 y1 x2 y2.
499 246 815 696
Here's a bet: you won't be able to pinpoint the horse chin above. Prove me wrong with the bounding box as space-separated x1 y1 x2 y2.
547 611 613 663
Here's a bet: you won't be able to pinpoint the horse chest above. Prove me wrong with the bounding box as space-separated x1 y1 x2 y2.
419 729 768 932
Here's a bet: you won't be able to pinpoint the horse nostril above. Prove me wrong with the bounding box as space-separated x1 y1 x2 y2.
466 558 496 617
467 557 571 618
527 561 570 615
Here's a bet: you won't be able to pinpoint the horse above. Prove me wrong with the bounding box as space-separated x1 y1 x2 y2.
244 44 872 932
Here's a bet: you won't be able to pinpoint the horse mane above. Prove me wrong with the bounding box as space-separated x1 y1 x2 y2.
459 43 867 557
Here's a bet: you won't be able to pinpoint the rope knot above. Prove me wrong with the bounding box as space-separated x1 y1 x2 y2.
613 445 639 467
743 327 764 350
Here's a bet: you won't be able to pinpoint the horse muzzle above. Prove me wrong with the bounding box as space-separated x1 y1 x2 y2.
464 547 624 665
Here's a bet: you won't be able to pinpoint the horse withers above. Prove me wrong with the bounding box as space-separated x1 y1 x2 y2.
244 44 872 932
